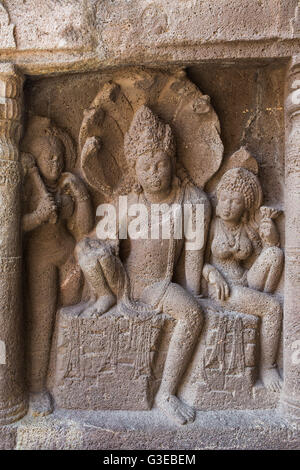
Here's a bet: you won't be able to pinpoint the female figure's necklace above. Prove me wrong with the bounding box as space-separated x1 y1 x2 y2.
220 218 242 249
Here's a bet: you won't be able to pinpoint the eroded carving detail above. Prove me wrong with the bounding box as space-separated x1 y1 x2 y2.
12 68 287 428
0 256 21 273
189 307 259 409
0 159 21 186
21 116 93 417
291 4 300 38
54 309 168 410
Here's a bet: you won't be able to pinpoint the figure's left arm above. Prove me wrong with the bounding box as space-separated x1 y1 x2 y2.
60 172 94 241
184 187 211 296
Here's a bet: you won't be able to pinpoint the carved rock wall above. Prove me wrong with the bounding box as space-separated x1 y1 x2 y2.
0 0 299 452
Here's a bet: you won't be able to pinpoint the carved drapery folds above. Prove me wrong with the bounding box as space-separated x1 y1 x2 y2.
281 56 300 422
0 64 27 425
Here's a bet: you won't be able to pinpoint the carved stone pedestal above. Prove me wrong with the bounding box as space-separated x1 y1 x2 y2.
52 301 281 413
52 306 173 411
182 305 279 411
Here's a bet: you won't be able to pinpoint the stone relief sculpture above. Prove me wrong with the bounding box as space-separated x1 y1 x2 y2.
203 160 284 392
11 69 285 428
50 70 225 424
21 117 93 416
0 0 298 450
74 105 211 425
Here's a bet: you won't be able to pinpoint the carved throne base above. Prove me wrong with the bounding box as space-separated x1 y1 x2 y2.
180 302 280 410
50 299 280 413
51 304 173 411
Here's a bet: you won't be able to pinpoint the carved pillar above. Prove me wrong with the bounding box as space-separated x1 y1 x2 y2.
281 56 300 422
0 64 27 425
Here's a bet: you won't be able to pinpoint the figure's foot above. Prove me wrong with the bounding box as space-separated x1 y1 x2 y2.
81 294 116 318
261 367 282 392
29 391 53 418
156 393 195 425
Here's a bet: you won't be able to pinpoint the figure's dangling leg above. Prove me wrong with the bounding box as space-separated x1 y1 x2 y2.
156 283 203 425
27 260 57 417
259 299 282 392
59 255 83 306
227 286 283 392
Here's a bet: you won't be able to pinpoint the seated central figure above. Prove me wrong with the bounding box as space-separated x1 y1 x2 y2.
76 106 211 425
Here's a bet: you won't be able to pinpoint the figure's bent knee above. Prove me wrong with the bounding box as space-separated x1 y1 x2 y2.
77 252 97 271
76 238 104 269
263 246 284 268
75 237 88 255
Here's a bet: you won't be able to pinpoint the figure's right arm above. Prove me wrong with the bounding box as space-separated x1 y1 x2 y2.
22 179 56 232
202 219 230 301
22 195 55 232
202 218 216 282
22 211 41 232
22 177 40 232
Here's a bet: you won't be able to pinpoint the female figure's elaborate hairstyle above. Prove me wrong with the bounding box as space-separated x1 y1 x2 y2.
216 167 263 252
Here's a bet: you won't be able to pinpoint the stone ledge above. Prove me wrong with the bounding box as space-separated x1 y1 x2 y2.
0 40 298 77
0 408 299 450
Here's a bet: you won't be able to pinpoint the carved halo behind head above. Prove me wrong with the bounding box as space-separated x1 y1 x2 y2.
79 69 224 200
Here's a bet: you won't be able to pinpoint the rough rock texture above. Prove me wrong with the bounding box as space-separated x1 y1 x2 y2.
0 408 298 450
0 0 299 451
0 1 298 73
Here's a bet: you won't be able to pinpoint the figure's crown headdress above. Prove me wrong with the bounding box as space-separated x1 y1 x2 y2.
124 105 175 168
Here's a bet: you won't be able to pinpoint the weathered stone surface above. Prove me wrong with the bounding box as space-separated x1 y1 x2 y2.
0 2 16 49
52 308 169 411
6 408 300 450
0 64 27 425
2 1 298 53
0 1 297 75
0 0 299 452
